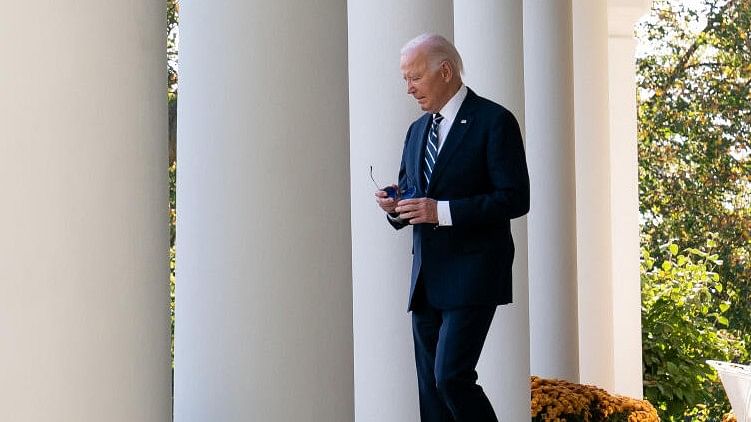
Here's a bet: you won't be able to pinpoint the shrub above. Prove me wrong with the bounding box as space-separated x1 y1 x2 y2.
641 236 748 420
723 413 737 422
531 377 658 422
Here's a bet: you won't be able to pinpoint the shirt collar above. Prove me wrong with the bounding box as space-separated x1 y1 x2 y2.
438 84 468 125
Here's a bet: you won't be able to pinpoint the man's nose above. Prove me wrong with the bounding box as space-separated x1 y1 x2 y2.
407 82 415 94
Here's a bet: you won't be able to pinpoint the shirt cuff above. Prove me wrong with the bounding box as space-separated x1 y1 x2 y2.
387 212 405 224
437 201 452 226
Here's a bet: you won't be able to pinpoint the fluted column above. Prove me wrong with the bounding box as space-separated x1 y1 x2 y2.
0 2 170 421
572 0 616 391
175 1 353 420
454 1 530 420
524 0 580 383
608 0 652 398
348 2 452 421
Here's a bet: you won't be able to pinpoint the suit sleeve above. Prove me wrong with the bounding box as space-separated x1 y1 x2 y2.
386 124 413 230
449 109 530 225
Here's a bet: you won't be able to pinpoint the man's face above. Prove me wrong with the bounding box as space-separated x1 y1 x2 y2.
400 50 450 113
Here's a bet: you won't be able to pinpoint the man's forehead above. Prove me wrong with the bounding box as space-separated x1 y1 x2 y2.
400 51 426 72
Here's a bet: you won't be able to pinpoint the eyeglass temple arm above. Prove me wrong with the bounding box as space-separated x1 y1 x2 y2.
369 166 383 190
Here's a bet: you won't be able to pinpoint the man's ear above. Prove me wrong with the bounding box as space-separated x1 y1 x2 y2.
440 61 452 82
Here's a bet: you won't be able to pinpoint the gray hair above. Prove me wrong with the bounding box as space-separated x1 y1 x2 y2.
400 33 464 76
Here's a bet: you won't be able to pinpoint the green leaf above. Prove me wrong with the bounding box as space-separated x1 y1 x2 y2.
669 244 679 255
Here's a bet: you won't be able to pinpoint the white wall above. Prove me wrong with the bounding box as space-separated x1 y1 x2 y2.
524 0 580 383
454 1 532 420
348 2 453 420
0 2 170 421
175 1 354 420
608 0 652 398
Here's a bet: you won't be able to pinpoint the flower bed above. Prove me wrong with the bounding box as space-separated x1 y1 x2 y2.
531 377 659 421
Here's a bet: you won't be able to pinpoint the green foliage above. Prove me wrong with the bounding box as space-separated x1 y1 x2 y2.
641 237 747 420
637 1 750 418
167 0 178 369
168 0 178 164
637 0 751 336
169 161 176 368
167 0 178 97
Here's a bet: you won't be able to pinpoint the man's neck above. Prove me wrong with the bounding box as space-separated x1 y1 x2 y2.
433 82 463 114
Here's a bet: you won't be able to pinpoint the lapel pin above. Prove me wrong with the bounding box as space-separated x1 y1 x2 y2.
460 119 467 124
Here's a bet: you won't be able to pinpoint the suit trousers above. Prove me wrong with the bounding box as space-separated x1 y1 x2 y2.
411 278 498 422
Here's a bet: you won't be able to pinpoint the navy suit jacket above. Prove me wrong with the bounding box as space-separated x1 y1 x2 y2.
390 88 530 311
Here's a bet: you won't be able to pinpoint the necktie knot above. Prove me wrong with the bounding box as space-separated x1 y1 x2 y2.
433 113 444 125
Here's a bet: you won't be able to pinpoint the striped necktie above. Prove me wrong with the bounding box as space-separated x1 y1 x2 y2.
424 113 443 187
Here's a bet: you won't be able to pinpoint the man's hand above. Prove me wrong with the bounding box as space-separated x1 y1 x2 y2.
395 198 438 224
375 186 398 214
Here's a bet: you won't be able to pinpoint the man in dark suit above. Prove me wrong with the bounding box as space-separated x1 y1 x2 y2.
375 33 530 422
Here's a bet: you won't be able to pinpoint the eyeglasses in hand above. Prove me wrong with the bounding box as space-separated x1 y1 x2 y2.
370 166 417 200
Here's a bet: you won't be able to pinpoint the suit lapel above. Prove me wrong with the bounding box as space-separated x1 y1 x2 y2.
427 92 476 193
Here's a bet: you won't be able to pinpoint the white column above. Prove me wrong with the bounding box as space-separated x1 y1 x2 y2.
608 0 652 399
348 3 452 421
0 3 170 422
572 0 616 391
524 0 580 382
175 1 353 421
454 1 530 420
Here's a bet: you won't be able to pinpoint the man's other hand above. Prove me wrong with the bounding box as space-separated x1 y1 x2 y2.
395 198 438 224
375 187 398 214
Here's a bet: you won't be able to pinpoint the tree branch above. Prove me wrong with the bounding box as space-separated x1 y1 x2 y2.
683 62 727 71
656 0 738 95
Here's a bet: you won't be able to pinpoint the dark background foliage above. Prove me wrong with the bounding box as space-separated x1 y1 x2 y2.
637 0 750 419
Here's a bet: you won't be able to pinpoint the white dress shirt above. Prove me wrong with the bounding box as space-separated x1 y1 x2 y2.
435 84 468 226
